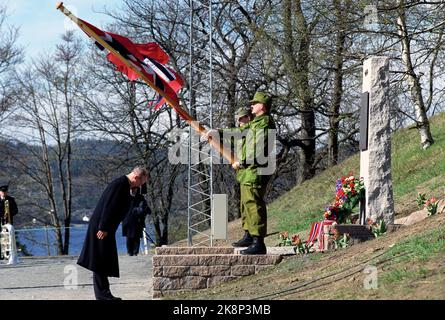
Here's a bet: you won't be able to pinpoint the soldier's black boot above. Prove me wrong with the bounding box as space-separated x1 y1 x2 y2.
232 230 253 247
240 236 266 255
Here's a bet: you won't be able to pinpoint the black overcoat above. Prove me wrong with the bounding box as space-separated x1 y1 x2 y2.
77 175 131 277
0 196 18 225
122 194 151 238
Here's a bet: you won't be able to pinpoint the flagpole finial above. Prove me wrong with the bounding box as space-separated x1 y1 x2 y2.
56 2 63 9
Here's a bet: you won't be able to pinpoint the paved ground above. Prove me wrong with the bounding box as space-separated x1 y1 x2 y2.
0 254 153 300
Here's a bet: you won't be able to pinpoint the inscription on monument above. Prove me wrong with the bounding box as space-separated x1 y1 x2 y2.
360 91 369 152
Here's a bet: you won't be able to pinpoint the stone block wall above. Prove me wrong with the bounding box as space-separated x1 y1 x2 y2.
152 247 282 299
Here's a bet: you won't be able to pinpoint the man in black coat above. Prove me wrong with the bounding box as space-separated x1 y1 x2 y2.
0 185 18 225
122 187 151 256
0 184 19 260
77 167 148 300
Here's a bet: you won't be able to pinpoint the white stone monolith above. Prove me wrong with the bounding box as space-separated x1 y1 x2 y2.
360 56 395 225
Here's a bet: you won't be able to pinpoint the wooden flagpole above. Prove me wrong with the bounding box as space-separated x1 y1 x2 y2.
56 2 236 165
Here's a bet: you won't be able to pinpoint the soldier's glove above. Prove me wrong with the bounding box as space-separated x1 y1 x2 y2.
232 161 241 170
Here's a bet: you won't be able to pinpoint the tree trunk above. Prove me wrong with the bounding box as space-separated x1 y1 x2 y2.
328 0 346 166
226 62 237 128
62 72 73 255
160 215 169 246
153 214 162 246
63 134 72 255
36 112 63 255
282 0 315 180
397 1 434 149
293 0 316 179
153 212 169 246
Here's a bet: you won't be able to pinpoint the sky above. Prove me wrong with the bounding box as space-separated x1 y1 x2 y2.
3 0 121 61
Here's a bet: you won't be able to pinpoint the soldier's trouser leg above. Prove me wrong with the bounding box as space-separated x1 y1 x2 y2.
240 184 268 237
240 189 247 231
232 191 253 247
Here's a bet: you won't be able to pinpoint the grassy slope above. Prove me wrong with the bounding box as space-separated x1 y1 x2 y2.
173 213 445 300
267 111 445 238
168 112 445 300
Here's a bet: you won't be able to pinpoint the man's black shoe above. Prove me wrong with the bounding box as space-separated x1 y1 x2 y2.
96 294 122 300
232 230 253 247
240 236 266 255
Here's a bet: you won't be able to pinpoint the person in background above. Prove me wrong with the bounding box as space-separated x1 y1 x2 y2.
77 166 148 300
0 184 18 225
122 185 151 256
230 107 255 248
0 184 19 260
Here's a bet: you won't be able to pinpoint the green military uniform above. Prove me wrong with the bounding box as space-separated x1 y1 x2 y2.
236 114 275 237
220 112 276 237
215 92 275 254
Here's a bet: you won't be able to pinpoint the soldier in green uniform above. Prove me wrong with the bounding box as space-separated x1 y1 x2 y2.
206 92 276 254
229 107 254 248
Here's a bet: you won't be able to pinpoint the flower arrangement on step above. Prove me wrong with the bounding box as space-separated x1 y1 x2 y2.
278 231 292 246
277 232 312 254
425 197 439 216
332 227 350 249
367 218 387 238
416 193 439 216
416 192 427 208
292 234 313 254
323 172 365 224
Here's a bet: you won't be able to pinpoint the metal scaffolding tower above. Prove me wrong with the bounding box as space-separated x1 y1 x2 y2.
187 0 214 246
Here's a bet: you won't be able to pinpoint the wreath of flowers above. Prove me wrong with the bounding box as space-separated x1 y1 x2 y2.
277 172 365 254
324 172 365 224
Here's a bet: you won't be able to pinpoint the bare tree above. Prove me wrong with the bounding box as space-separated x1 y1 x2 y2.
0 5 23 121
327 0 349 166
359 0 445 148
395 0 436 149
8 31 83 255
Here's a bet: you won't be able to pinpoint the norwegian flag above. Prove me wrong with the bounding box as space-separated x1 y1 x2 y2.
79 19 183 110
307 220 335 251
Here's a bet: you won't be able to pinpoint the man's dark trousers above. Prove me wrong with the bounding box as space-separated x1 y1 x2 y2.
93 272 111 299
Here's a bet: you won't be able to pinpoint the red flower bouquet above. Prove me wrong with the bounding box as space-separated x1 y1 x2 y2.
324 172 365 224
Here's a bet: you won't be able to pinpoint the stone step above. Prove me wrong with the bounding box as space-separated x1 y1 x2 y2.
153 253 282 267
335 224 374 240
155 246 235 255
152 246 283 299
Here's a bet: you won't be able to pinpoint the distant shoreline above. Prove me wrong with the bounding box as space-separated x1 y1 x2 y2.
13 224 156 257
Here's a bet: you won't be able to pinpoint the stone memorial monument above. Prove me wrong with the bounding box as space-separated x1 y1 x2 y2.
359 56 395 226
